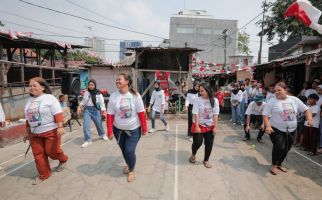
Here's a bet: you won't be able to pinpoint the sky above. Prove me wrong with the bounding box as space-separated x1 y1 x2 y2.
0 0 272 62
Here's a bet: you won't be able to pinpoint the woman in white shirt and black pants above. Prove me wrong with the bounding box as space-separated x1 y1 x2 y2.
263 82 313 175
78 79 107 148
148 81 169 133
183 81 200 140
189 83 219 168
106 73 147 182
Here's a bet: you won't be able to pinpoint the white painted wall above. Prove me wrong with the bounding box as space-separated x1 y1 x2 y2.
89 66 131 94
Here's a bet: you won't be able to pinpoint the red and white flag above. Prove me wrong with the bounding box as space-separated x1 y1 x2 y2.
284 0 322 34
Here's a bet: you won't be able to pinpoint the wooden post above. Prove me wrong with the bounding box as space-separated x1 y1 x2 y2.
0 42 3 60
20 47 23 63
63 48 68 68
20 64 25 83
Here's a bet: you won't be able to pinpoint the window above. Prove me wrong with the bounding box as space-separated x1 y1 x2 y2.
177 24 195 34
196 28 212 35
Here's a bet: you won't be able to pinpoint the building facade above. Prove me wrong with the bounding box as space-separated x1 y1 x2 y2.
169 10 238 64
84 37 106 59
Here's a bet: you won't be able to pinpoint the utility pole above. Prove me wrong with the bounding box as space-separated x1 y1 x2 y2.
258 0 267 64
222 29 228 67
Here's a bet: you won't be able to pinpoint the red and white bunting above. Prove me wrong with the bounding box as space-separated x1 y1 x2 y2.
8 29 18 40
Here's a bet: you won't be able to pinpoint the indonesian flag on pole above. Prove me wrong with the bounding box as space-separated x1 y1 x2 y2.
284 0 322 34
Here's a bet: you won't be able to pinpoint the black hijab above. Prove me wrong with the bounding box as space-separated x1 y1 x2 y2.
88 79 101 110
188 81 200 94
154 81 161 91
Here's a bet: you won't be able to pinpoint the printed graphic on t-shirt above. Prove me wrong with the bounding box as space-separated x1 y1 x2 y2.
201 103 212 120
118 98 132 119
26 101 42 124
280 103 295 121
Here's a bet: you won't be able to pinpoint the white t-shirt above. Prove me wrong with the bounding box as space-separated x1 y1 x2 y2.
304 105 320 128
245 101 266 115
317 95 322 107
263 96 308 132
230 90 243 104
185 92 199 107
305 89 317 97
0 103 5 122
248 87 262 99
107 91 145 130
192 97 220 127
150 89 165 112
241 90 248 102
266 92 275 102
24 94 62 134
80 91 106 111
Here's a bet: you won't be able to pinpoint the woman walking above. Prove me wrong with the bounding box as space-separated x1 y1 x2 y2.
77 79 107 148
148 81 169 133
24 77 68 185
263 82 312 175
183 80 200 141
106 73 147 182
189 83 219 168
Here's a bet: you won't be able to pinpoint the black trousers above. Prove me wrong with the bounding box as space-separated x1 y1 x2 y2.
187 104 193 136
192 131 215 161
244 115 265 140
269 127 295 166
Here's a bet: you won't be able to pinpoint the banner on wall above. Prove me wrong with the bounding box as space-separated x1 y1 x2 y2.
80 71 89 90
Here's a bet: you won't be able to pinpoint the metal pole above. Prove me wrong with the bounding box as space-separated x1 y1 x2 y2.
258 0 267 64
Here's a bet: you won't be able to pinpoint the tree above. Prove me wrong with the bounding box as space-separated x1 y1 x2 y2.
238 31 252 55
0 21 4 27
257 0 322 42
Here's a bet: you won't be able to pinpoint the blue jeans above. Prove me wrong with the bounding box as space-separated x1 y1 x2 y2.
151 110 167 129
231 104 240 124
239 100 246 124
113 126 141 171
83 106 105 141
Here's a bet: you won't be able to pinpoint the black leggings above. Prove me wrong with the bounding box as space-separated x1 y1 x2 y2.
269 127 295 166
187 104 193 136
244 115 265 140
192 131 215 161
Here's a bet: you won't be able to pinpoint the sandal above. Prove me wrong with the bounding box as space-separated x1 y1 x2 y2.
270 166 278 175
257 139 264 143
123 166 129 174
307 152 316 156
203 161 213 168
277 166 287 173
127 171 136 182
189 155 196 164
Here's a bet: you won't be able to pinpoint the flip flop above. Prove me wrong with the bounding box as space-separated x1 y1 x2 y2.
203 161 213 168
277 166 287 172
189 155 196 164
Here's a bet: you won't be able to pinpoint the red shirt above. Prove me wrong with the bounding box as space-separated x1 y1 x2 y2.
215 92 224 106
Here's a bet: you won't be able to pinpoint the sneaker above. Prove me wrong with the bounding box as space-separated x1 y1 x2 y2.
32 177 44 185
149 128 155 133
242 137 250 141
233 123 236 125
166 124 170 132
81 141 92 148
56 162 67 172
101 135 108 141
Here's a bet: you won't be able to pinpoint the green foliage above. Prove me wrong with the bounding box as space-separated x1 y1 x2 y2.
0 21 4 27
258 0 322 42
238 31 252 55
